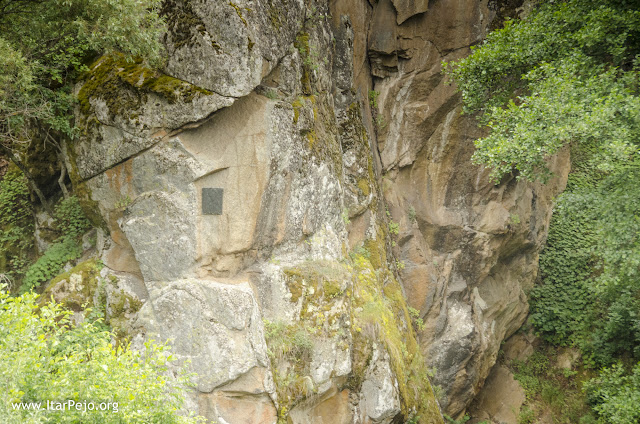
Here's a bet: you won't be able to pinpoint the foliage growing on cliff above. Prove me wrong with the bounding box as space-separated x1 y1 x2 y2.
530 163 640 368
14 194 93 293
584 362 640 423
0 287 202 423
54 196 92 238
20 237 83 294
446 1 640 422
0 0 165 208
508 346 596 423
445 0 640 183
0 168 34 285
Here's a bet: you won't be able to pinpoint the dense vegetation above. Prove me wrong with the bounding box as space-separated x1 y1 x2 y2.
0 288 200 423
446 0 640 422
0 0 165 209
0 1 200 422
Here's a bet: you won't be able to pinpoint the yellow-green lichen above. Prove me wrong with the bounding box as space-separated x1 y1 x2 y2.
228 2 247 25
350 254 443 423
292 97 304 124
357 178 371 196
269 260 352 417
363 234 386 271
274 250 442 423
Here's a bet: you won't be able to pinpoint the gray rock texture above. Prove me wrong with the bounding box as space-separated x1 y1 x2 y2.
368 0 570 416
65 0 569 422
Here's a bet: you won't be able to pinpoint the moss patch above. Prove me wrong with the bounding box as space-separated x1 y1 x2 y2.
350 255 442 424
77 53 213 117
263 319 315 420
357 178 371 197
275 252 442 423
269 260 352 419
42 258 103 311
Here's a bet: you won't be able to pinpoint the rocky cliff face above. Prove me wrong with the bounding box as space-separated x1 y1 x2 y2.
367 0 569 416
64 0 568 422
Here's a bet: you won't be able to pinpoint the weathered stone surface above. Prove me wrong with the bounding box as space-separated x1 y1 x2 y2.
120 191 197 282
135 279 272 394
198 392 277 424
366 0 571 416
391 0 428 24
288 387 354 424
71 4 442 421
162 0 305 98
359 345 402 424
73 56 235 180
41 256 145 333
65 0 569 421
468 365 526 424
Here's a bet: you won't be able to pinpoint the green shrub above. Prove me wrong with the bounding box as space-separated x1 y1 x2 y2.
263 320 313 362
584 362 640 424
20 237 82 293
445 0 640 183
54 196 91 238
17 195 94 293
530 163 640 367
518 406 535 424
0 168 35 283
0 287 202 423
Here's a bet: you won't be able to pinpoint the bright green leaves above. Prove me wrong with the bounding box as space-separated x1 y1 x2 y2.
445 0 640 182
20 237 83 294
0 168 35 284
54 196 91 239
473 61 640 182
584 362 640 424
530 160 640 366
0 288 201 423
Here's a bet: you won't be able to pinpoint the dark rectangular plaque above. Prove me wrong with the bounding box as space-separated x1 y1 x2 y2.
202 188 223 215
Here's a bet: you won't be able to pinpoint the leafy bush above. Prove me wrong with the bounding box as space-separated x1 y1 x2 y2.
18 195 94 293
0 168 34 283
529 187 598 345
584 362 640 424
20 237 82 294
0 287 201 423
54 196 91 238
530 162 640 367
445 0 640 182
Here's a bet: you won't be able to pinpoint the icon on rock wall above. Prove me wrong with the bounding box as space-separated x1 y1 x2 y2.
202 188 223 215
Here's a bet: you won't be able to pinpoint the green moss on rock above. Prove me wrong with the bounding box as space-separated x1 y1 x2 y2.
77 54 213 117
42 258 103 311
350 255 443 424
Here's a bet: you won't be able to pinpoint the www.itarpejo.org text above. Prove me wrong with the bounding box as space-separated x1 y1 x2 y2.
12 400 119 413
